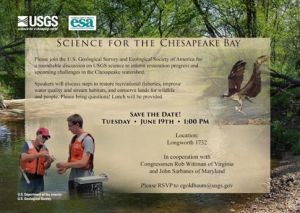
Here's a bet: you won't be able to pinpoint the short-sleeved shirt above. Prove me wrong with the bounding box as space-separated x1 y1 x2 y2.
69 135 94 181
20 142 49 180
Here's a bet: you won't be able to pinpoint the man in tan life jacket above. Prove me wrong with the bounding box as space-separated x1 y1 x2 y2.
19 128 55 193
56 114 95 192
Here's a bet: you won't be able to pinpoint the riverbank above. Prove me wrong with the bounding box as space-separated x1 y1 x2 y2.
0 99 25 120
240 151 300 212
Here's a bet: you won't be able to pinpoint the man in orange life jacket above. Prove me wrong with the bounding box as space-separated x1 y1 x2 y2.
56 114 95 191
19 128 54 193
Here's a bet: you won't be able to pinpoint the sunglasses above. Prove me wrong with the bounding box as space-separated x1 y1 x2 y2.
42 136 50 140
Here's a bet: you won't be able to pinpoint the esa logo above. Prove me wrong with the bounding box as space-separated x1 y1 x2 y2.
69 16 96 31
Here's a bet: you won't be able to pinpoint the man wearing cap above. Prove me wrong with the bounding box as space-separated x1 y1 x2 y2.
19 128 55 193
56 114 95 192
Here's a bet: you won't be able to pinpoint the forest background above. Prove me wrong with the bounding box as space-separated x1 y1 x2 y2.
1 0 300 212
0 0 299 173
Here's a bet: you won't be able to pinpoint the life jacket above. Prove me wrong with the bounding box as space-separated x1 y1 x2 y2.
68 133 95 170
20 141 46 175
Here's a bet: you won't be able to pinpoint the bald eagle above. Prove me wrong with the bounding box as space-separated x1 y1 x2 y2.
221 55 268 114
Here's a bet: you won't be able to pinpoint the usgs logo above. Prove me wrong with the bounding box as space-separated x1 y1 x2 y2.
18 16 58 27
69 16 96 31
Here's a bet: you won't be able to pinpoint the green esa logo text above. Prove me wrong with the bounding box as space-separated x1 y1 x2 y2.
69 16 96 31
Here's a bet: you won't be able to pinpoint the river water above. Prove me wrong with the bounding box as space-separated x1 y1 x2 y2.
1 120 266 212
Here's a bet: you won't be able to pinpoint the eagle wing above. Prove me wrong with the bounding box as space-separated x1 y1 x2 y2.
227 60 246 96
238 55 267 97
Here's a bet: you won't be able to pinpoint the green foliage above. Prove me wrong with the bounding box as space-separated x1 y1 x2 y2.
271 92 291 108
272 120 300 152
292 143 300 155
296 58 300 70
0 54 25 99
286 111 294 119
0 74 24 99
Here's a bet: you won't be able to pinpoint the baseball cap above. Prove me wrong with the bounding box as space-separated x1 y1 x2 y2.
36 127 51 137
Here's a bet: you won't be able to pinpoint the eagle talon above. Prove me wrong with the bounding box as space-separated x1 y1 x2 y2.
235 106 247 116
235 106 241 112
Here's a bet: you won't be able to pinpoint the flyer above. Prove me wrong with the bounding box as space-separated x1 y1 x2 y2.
0 2 274 213
25 37 270 193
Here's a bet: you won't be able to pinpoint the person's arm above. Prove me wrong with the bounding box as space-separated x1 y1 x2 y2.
21 143 50 161
56 152 90 169
44 156 55 170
